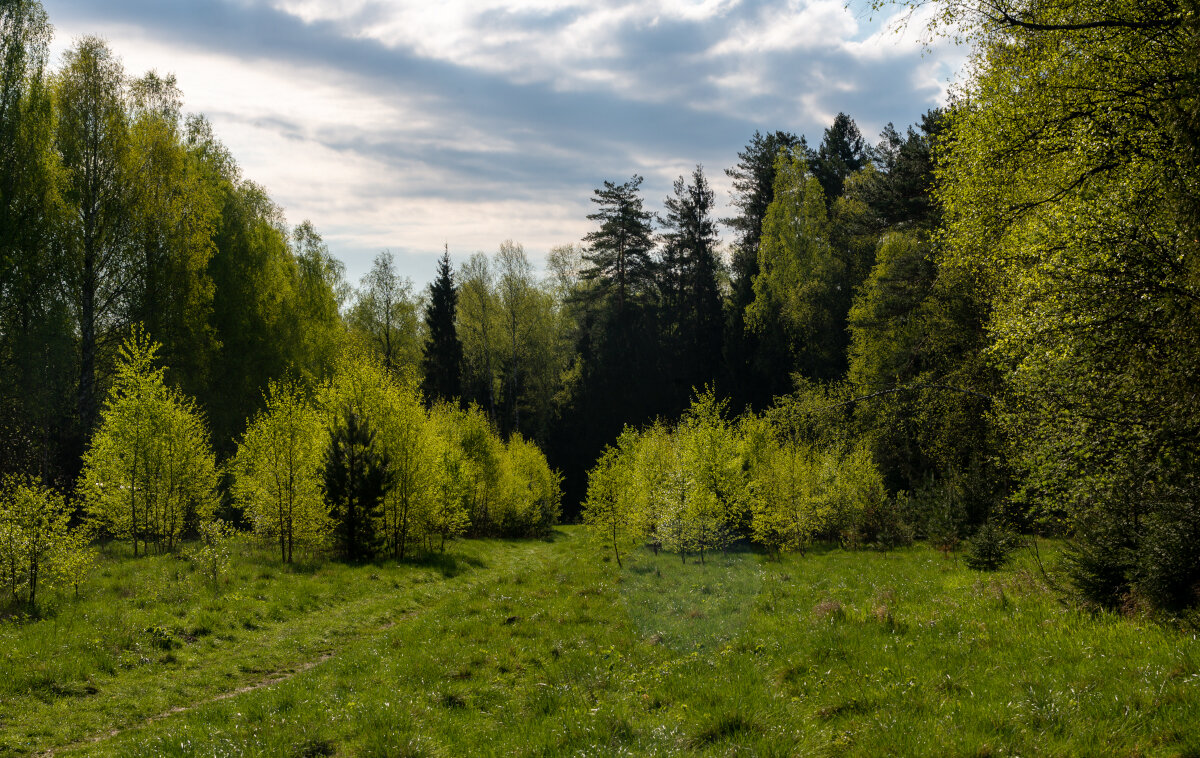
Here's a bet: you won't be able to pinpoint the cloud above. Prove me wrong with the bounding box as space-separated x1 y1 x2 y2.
42 0 964 284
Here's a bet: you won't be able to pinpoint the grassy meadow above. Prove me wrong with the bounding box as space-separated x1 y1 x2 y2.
2 528 1198 757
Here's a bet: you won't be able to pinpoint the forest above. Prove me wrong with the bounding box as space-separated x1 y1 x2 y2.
0 0 1195 753
2 0 1200 615
1 0 1200 751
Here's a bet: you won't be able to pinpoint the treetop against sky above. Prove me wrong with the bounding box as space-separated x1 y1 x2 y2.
41 0 965 285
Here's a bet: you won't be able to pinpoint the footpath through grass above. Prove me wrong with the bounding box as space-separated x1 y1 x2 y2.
2 528 1199 756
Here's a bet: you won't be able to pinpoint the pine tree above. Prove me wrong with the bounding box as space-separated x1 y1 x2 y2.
420 247 463 405
659 166 724 404
323 408 392 561
581 176 655 315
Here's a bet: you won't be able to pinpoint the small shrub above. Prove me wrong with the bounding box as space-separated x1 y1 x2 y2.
926 499 965 553
964 521 1015 571
1063 510 1136 608
191 520 235 587
1133 501 1200 612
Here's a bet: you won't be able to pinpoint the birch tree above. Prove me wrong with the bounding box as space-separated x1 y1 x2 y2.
232 378 328 562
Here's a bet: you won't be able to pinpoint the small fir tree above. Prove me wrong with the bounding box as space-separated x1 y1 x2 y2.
421 247 463 404
323 407 392 561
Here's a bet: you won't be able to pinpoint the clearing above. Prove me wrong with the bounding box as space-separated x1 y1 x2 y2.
2 528 1198 756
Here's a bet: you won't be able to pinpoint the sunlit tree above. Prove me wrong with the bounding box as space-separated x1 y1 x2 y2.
80 330 218 554
0 475 72 609
232 378 329 562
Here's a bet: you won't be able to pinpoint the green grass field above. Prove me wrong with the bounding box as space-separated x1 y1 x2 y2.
2 527 1198 757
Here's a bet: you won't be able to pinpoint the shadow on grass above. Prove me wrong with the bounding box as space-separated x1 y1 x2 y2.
404 551 487 578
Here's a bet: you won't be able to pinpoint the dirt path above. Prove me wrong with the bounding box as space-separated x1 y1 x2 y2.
37 601 428 757
37 651 335 758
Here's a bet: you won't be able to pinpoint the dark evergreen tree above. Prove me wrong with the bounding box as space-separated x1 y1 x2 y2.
812 112 867 205
659 165 724 407
721 130 806 411
859 110 944 229
420 247 463 404
581 175 656 314
323 408 392 561
554 176 660 518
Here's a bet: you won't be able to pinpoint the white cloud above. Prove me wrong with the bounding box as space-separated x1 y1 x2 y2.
43 0 969 284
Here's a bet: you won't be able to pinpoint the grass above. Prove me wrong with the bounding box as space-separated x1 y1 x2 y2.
2 528 1199 756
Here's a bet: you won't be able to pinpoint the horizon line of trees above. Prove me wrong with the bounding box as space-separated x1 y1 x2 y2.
4 0 1199 615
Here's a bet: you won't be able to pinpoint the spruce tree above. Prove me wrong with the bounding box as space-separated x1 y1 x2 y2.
812 112 867 205
323 408 392 561
659 166 724 405
420 248 463 404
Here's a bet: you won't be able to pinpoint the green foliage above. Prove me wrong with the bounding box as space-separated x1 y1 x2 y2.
581 444 634 567
80 330 219 555
323 408 392 562
55 35 135 434
348 249 421 377
0 475 79 610
582 175 656 314
420 248 463 404
498 432 561 538
722 129 808 410
0 0 71 481
456 242 572 445
746 150 846 380
582 390 893 562
424 403 471 550
811 112 867 204
189 518 235 588
288 221 350 382
658 166 724 404
964 521 1016 572
315 347 556 555
231 378 329 562
457 252 500 419
905 0 1200 608
126 71 219 399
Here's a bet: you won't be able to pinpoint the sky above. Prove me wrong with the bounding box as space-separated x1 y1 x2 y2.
41 0 967 288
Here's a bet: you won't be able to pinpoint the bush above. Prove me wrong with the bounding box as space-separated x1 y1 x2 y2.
964 521 1016 571
190 519 235 587
873 496 916 550
1062 510 1136 609
1133 501 1200 613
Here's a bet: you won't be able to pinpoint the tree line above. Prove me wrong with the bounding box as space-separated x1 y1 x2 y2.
3 0 1199 614
1 329 559 610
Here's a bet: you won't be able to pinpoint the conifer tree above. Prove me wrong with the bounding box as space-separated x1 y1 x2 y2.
323 407 392 561
812 112 867 204
581 176 655 315
420 247 463 405
659 166 724 404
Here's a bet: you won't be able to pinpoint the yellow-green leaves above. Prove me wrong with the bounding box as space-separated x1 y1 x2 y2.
0 476 90 609
311 345 560 557
231 378 329 563
80 330 219 555
582 391 890 562
746 149 847 377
